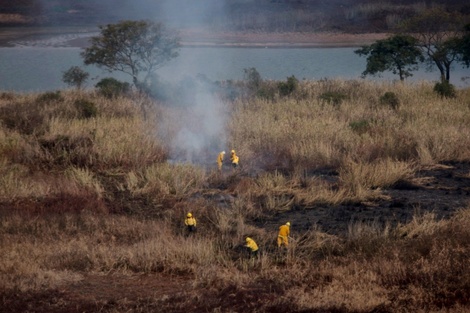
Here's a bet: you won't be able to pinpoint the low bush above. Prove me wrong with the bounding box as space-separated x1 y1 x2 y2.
95 78 130 99
349 119 370 135
433 80 456 98
319 90 348 105
379 91 400 109
74 99 98 119
36 91 63 104
278 75 299 97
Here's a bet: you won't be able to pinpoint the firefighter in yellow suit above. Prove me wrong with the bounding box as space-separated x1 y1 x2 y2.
230 149 239 168
217 151 225 171
245 237 259 257
185 212 197 233
277 222 290 248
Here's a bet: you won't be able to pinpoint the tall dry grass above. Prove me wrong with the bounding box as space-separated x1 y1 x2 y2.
2 205 469 311
1 81 470 311
230 80 470 172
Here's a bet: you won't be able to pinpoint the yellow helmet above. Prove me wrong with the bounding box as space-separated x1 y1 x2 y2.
187 213 192 218
222 151 226 154
286 222 291 226
231 150 235 154
245 237 251 242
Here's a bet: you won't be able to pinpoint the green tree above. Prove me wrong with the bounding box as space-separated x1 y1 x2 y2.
243 67 262 97
62 66 89 90
401 8 464 82
457 24 470 67
81 20 180 91
355 35 423 81
243 67 262 90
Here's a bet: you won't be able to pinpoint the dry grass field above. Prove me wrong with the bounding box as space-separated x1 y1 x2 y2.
1 79 470 312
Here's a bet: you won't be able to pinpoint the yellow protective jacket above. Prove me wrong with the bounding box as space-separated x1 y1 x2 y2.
278 224 290 238
231 152 239 165
185 217 197 227
245 238 258 252
217 152 225 168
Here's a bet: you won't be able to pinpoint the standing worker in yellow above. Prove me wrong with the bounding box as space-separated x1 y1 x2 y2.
217 151 225 171
277 222 291 248
185 212 197 234
230 149 239 168
245 237 259 258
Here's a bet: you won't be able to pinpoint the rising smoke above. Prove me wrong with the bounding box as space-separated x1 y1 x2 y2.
162 80 229 165
150 0 230 165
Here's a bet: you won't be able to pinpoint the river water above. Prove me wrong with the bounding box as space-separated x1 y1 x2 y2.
0 45 468 92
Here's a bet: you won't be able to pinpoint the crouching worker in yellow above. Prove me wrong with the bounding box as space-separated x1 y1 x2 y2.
230 150 239 168
245 237 259 258
185 213 197 234
277 222 290 248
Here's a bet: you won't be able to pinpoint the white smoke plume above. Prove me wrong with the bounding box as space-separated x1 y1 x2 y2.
159 81 228 166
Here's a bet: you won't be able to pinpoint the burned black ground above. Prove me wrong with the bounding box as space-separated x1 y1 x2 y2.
264 162 470 237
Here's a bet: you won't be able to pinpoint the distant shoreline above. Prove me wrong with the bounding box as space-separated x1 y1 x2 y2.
0 27 389 48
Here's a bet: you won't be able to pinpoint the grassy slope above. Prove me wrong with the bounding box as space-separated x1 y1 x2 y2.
1 81 470 312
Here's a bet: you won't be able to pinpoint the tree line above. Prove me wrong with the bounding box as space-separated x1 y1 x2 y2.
355 8 470 95
2 0 470 33
63 8 469 100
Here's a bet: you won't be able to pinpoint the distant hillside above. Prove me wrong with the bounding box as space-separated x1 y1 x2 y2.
1 0 469 32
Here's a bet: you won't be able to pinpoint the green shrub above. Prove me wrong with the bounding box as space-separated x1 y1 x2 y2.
433 81 456 98
349 119 371 135
74 99 98 119
256 86 276 101
37 91 63 104
379 91 400 109
278 75 299 97
319 91 348 105
95 78 130 99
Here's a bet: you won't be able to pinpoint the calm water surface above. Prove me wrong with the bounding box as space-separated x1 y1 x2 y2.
0 46 468 92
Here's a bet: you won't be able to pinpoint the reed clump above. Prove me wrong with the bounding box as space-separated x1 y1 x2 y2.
1 80 470 312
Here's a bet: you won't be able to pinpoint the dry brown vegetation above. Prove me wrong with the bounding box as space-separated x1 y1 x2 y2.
1 80 470 312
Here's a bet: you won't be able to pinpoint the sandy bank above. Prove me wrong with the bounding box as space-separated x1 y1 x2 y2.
0 27 389 48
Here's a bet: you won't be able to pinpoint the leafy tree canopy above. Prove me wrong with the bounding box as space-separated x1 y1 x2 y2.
62 66 89 90
459 23 470 67
355 35 423 81
400 8 464 82
81 20 180 91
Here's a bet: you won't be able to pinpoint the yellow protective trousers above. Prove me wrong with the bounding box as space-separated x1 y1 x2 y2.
277 235 288 247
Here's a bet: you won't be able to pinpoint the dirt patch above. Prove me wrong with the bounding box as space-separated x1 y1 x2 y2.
1 273 193 313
